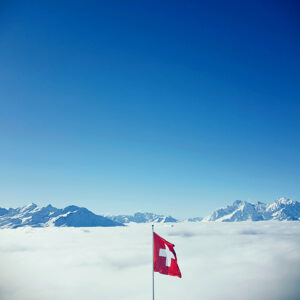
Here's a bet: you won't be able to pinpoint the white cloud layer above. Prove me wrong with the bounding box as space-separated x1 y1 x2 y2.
1 222 300 300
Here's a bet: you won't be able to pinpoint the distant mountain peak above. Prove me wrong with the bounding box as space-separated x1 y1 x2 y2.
107 212 178 224
233 200 244 206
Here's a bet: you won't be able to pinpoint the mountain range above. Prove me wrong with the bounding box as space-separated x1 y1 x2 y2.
203 197 300 222
0 197 299 228
0 203 123 228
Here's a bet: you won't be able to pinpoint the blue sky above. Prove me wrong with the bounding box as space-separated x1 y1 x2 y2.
0 0 299 217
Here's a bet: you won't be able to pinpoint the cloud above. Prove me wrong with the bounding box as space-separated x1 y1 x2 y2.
0 222 300 300
168 230 197 238
239 229 263 235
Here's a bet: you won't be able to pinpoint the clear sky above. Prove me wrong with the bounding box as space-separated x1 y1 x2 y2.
0 0 299 218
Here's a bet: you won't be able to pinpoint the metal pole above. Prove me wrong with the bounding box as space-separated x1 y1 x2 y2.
152 224 154 300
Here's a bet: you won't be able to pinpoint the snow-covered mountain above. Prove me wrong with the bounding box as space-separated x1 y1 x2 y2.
108 212 178 224
0 203 123 228
203 198 300 222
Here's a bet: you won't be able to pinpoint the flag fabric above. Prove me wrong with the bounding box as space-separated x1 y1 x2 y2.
153 232 182 278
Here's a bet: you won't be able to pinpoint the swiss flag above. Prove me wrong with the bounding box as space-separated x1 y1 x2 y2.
153 232 182 278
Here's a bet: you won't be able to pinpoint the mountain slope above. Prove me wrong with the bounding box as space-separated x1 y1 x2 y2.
203 198 300 222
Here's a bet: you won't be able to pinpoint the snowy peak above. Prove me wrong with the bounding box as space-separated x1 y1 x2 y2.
277 197 294 204
266 198 295 211
204 198 300 222
232 200 243 207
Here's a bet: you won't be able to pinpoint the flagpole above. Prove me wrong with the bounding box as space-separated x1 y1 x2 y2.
152 224 155 300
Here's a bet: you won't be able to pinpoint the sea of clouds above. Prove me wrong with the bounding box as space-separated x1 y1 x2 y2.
1 222 300 300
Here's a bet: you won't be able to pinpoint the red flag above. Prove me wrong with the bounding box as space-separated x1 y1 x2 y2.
153 232 182 278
